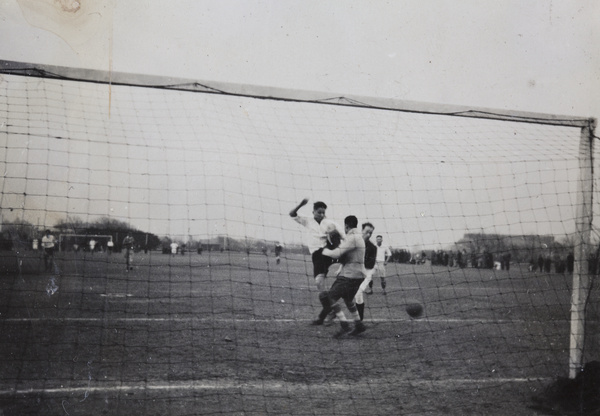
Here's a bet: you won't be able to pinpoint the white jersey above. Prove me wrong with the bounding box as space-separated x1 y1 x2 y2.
293 215 344 254
41 235 56 249
376 244 392 262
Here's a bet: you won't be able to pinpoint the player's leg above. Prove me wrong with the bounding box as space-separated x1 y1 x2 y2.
329 278 355 337
354 269 373 320
366 274 374 294
311 273 334 325
360 269 373 294
314 273 326 292
49 252 55 273
344 295 361 323
125 249 131 271
311 250 334 325
312 290 331 323
372 263 385 294
47 249 55 271
322 263 339 324
380 263 387 294
345 280 366 335
354 289 364 320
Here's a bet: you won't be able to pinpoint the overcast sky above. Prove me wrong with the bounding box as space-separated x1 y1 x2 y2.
1 1 599 248
2 1 599 117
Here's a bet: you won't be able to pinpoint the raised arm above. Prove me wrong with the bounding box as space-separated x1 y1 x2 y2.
289 198 309 217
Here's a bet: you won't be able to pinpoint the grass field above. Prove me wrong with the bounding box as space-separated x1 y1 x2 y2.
0 249 589 415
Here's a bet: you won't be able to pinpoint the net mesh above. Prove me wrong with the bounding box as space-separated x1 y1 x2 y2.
0 72 598 415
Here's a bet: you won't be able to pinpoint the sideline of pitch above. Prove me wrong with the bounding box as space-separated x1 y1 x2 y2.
3 316 533 324
0 376 553 397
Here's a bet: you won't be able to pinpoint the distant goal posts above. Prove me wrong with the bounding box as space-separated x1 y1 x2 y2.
58 234 113 253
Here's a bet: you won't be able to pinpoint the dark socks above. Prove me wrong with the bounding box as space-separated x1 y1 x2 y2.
357 303 365 321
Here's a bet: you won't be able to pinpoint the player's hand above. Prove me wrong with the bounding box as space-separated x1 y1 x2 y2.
327 229 342 249
290 198 309 217
329 263 342 277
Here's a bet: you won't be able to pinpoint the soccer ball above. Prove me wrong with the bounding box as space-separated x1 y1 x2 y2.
406 302 424 318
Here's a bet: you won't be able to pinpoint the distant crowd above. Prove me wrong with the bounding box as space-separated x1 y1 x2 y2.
410 248 599 275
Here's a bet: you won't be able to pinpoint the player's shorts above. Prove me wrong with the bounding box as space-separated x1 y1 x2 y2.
374 261 386 278
43 247 54 257
311 248 335 277
328 276 364 304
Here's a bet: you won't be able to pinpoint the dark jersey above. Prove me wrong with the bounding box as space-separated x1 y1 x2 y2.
364 240 377 270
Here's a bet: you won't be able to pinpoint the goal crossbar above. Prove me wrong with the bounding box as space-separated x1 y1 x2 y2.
0 59 595 129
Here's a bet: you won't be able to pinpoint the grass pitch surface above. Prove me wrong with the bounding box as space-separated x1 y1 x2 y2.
0 250 586 415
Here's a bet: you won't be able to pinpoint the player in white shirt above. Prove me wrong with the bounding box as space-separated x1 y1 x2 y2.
366 235 392 295
289 198 345 325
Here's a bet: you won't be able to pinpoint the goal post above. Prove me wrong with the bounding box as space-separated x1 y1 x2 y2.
570 121 597 378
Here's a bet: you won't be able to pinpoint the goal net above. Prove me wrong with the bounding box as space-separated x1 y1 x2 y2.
0 60 598 415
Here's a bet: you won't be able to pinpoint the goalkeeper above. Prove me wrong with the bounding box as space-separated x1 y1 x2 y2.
289 198 344 325
322 215 367 337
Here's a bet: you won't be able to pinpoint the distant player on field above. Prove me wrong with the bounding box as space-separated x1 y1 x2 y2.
354 222 377 321
122 232 135 271
89 238 97 254
322 215 366 337
367 235 392 295
274 242 283 264
289 198 344 325
170 242 178 256
41 229 56 272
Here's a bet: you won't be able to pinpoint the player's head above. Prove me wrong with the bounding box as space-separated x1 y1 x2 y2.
45 229 51 235
362 222 374 240
312 201 327 223
344 215 358 232
376 235 383 245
